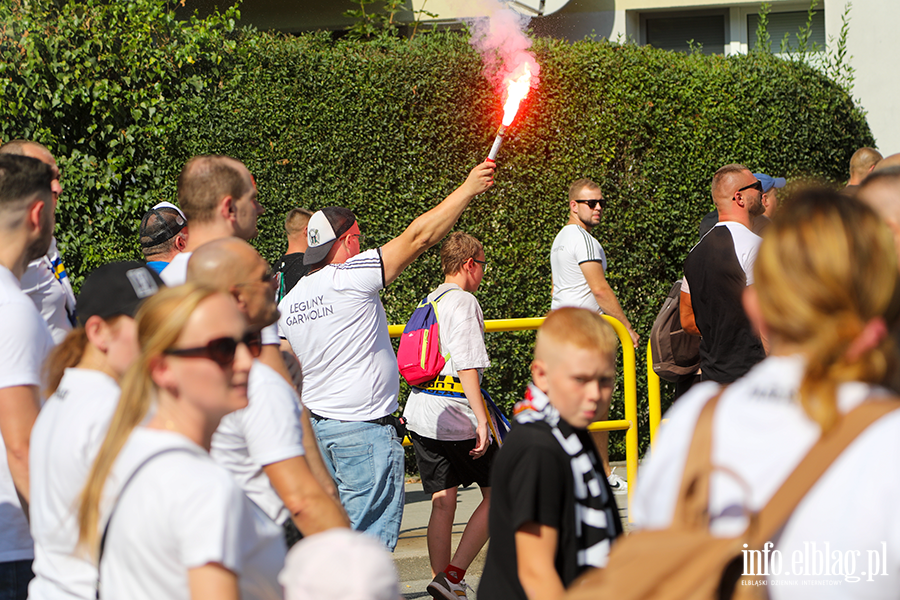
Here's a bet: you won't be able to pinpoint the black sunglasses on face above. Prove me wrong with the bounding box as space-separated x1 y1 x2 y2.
737 181 763 194
575 199 607 210
164 331 263 367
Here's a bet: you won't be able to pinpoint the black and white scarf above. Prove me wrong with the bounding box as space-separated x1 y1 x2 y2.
514 383 622 568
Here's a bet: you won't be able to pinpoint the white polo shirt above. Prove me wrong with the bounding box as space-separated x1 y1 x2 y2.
550 224 608 312
0 264 54 563
278 248 398 420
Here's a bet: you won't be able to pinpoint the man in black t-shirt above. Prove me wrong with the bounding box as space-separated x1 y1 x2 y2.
680 164 766 384
275 207 312 301
479 308 623 600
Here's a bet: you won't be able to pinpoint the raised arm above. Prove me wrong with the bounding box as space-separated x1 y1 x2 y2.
381 162 495 285
579 261 639 347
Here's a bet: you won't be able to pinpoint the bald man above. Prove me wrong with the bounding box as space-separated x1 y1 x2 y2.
188 238 348 546
680 164 766 384
842 147 883 196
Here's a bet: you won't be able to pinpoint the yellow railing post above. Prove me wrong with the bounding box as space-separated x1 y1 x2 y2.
647 341 661 449
597 316 637 516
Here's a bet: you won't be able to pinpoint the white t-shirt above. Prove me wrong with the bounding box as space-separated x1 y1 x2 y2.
100 428 285 600
21 239 76 345
278 248 398 420
211 361 305 525
632 355 900 596
29 369 120 600
403 283 491 441
0 264 54 563
550 223 608 312
159 251 191 286
681 221 761 294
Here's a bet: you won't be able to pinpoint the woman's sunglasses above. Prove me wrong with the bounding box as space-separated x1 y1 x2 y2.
164 331 263 367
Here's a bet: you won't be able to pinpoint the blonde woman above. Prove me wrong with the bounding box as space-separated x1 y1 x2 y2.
29 262 163 600
633 190 900 596
77 284 285 600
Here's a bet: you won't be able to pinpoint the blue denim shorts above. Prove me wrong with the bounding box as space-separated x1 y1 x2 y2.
310 416 405 551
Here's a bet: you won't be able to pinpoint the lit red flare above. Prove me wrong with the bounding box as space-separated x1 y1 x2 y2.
487 63 534 161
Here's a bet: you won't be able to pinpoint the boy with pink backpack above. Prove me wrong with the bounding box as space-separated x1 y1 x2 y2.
401 232 495 600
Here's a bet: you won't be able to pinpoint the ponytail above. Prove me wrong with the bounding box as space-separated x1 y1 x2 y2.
43 327 88 396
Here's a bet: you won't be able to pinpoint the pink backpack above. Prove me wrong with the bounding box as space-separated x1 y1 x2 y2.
397 289 454 387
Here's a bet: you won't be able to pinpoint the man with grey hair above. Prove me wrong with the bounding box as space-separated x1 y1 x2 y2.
0 140 76 344
681 163 766 384
0 154 56 597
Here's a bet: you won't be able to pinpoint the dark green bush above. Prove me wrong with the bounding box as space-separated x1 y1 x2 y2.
0 2 873 459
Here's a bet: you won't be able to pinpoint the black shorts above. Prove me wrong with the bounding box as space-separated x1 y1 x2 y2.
410 431 498 495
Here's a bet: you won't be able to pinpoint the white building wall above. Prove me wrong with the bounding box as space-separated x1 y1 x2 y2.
825 0 900 153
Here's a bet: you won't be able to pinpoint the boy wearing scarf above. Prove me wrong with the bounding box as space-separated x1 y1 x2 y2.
479 307 623 600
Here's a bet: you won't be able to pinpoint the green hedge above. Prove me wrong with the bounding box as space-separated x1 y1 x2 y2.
0 2 873 459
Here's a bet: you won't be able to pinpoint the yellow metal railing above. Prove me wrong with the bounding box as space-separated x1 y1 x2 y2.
390 315 639 514
647 341 661 449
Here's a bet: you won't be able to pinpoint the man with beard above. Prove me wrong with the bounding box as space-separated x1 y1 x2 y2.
0 141 76 345
680 164 767 384
0 154 56 598
549 177 638 494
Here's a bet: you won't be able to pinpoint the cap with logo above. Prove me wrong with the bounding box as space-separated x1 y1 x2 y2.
303 207 357 265
76 261 165 326
140 202 187 248
753 173 787 194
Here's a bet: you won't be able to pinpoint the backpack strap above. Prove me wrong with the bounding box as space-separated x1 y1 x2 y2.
750 397 900 546
673 387 725 529
96 447 193 599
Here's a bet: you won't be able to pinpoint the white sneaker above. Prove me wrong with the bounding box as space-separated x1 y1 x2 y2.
427 572 468 600
608 467 628 494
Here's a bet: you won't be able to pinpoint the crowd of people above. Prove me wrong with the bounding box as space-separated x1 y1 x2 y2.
2 135 900 600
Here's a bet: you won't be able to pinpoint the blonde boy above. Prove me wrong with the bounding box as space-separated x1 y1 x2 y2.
478 308 623 600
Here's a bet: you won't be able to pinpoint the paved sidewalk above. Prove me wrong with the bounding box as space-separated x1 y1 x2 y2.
394 461 629 599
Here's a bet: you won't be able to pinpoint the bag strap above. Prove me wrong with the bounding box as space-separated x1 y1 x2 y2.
96 447 192 599
750 397 900 546
673 387 725 528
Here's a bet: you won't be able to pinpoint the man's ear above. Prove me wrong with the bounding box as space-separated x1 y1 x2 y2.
229 284 249 313
220 196 236 223
27 199 46 232
174 232 188 252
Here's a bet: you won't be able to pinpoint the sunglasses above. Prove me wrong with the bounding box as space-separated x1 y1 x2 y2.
473 257 486 266
737 181 763 194
575 199 607 210
164 331 263 367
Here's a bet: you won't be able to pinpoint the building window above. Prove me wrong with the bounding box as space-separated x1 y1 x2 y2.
747 10 826 53
644 14 726 55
